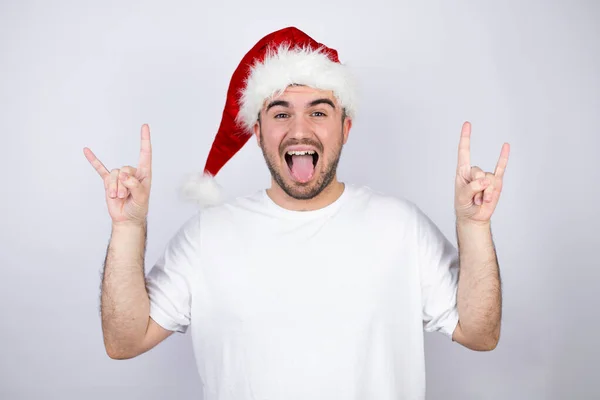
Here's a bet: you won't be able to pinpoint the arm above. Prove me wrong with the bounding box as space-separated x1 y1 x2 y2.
101 221 172 359
452 220 501 351
452 121 510 351
84 124 173 360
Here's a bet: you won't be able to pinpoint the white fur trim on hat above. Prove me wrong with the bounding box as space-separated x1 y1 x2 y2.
179 173 224 208
236 44 357 134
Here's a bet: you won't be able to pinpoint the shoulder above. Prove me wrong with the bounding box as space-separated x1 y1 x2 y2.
347 186 454 255
344 184 449 239
199 189 264 216
180 189 266 231
345 183 421 220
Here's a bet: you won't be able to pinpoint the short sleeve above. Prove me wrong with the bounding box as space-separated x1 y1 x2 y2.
145 213 201 333
413 204 459 339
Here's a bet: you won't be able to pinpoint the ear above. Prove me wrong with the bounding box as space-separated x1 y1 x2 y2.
253 118 261 145
342 117 352 144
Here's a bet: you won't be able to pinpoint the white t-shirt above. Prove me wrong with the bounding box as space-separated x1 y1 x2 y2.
146 183 459 400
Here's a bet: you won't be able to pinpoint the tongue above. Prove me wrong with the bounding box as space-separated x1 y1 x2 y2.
290 155 314 182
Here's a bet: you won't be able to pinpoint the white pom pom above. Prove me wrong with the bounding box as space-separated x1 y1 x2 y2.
180 172 225 207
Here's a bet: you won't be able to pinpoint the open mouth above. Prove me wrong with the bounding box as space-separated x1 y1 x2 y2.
284 150 319 183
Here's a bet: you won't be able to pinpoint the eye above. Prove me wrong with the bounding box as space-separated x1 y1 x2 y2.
274 113 289 119
312 111 326 117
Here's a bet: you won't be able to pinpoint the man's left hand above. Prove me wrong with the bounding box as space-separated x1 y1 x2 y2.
454 121 510 224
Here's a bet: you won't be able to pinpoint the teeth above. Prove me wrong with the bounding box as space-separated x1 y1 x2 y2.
287 150 316 156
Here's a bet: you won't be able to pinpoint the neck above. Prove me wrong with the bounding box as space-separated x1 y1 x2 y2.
266 179 345 211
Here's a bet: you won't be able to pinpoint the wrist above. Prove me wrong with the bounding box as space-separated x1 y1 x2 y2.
456 217 491 229
112 220 147 232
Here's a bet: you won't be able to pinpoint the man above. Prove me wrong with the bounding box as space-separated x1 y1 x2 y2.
84 27 510 399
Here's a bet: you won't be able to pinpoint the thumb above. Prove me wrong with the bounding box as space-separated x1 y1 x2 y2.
460 177 490 202
119 172 148 203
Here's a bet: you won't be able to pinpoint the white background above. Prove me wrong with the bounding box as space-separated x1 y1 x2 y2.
1 0 599 399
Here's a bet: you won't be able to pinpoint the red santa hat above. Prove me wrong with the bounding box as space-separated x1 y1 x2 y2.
180 26 357 206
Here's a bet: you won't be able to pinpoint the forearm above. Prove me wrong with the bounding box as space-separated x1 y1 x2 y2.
101 221 150 357
455 219 501 348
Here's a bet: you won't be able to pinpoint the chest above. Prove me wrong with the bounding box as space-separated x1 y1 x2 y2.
190 218 420 332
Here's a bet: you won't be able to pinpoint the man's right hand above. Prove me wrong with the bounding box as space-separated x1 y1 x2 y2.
83 124 153 226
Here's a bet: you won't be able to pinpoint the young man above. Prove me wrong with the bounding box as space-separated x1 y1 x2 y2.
84 27 510 400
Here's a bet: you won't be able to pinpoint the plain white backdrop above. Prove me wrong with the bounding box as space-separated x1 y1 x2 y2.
1 0 599 399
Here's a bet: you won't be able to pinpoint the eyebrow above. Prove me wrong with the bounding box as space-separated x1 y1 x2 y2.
307 98 336 109
265 98 336 112
265 100 290 112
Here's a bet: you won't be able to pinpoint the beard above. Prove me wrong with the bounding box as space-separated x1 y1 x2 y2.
259 127 344 200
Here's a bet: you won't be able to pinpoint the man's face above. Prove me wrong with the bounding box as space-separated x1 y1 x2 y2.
253 85 352 200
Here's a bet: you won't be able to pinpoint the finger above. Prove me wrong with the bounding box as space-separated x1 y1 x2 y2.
470 166 485 182
119 167 136 198
117 172 129 199
121 165 138 179
138 124 152 176
108 169 119 199
465 177 490 204
474 191 483 206
457 121 471 171
83 147 110 180
482 173 496 203
483 185 495 203
494 143 510 178
119 171 147 203
472 172 494 205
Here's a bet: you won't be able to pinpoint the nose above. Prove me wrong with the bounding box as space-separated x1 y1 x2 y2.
287 113 315 140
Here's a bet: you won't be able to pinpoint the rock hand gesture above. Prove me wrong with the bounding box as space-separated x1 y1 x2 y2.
454 122 510 225
83 124 152 226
